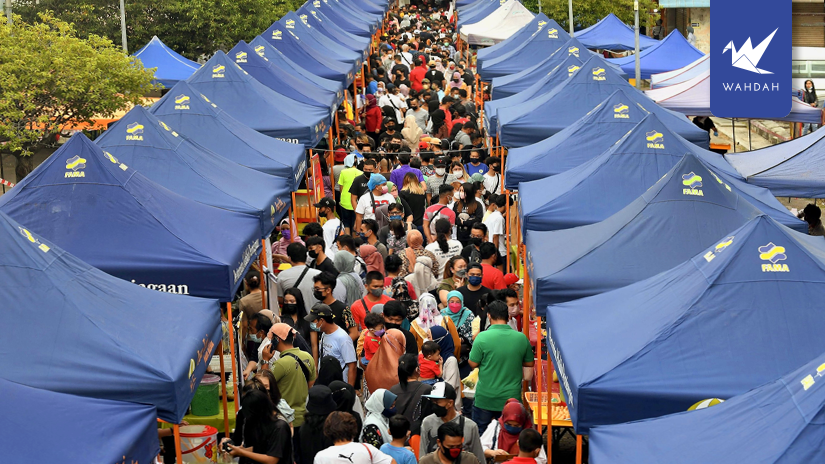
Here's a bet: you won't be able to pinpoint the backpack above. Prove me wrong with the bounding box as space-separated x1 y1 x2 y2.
391 277 419 321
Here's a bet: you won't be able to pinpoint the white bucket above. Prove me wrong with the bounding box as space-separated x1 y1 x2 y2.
180 425 218 463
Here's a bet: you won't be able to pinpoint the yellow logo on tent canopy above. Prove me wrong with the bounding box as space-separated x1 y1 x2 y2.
802 374 815 390
759 242 789 272
272 30 283 40
548 28 558 39
300 14 309 25
681 172 704 196
18 227 50 252
212 64 225 78
613 103 629 118
538 20 547 29
235 51 248 63
567 65 580 76
254 45 266 57
500 0 505 4
174 94 190 110
313 0 321 7
645 130 665 149
286 19 295 29
704 236 735 262
311 10 320 19
592 67 607 81
66 155 87 171
104 152 118 164
126 122 144 141
158 120 179 137
568 46 579 57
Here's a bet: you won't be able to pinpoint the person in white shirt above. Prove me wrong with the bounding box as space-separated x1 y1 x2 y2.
482 156 502 196
426 218 463 277
355 174 395 233
314 411 394 464
483 195 507 257
379 84 408 124
316 197 342 257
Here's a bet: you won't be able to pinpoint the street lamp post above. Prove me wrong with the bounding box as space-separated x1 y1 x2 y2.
5 0 12 25
568 0 573 36
119 0 128 53
634 0 641 89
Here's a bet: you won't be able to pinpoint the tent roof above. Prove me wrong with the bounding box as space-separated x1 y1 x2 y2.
575 13 659 50
477 13 555 66
526 154 804 311
306 0 374 37
149 81 306 186
280 11 363 66
0 206 222 422
457 0 503 27
589 348 825 464
608 30 705 79
518 112 739 231
548 214 825 433
484 54 583 136
650 53 708 88
95 106 291 238
0 134 262 301
497 56 638 147
186 51 331 147
298 7 371 52
505 89 711 189
261 20 356 85
725 127 825 197
460 0 535 46
249 35 344 99
229 40 337 110
132 36 200 88
2 377 159 464
477 22 572 82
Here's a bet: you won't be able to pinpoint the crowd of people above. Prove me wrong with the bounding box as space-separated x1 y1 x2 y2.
192 3 549 464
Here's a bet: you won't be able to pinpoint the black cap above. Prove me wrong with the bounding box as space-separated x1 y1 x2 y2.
304 303 334 322
314 197 336 209
434 157 448 167
306 385 338 415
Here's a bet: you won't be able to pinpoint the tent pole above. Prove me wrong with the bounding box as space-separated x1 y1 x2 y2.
732 119 736 153
747 120 752 151
506 192 510 274
226 302 240 413
306 157 315 219
174 424 183 464
326 138 335 201
218 341 230 437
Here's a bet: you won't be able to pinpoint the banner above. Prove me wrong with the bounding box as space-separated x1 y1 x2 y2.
311 153 324 203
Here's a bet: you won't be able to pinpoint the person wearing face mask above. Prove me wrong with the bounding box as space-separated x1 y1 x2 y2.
306 236 339 277
425 60 446 91
420 383 485 464
481 156 502 195
438 256 467 308
479 399 546 464
441 290 475 347
305 303 358 387
450 163 469 185
242 312 275 379
453 183 483 247
281 287 318 363
360 219 389 259
406 97 429 132
351 271 394 331
390 152 424 188
498 288 523 332
457 263 492 320
426 157 458 205
389 354 434 431
315 198 342 257
463 150 487 177
355 173 395 234
361 389 400 448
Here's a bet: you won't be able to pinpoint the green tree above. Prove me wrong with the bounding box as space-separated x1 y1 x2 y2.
13 0 304 60
525 0 659 32
0 13 157 179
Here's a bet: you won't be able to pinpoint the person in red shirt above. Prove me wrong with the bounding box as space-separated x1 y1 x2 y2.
350 271 394 330
409 58 428 92
480 242 506 290
511 428 543 464
363 94 383 141
440 96 454 133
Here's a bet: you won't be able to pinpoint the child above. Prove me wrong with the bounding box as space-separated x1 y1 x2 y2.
510 428 543 464
380 415 418 464
360 312 385 366
418 340 442 385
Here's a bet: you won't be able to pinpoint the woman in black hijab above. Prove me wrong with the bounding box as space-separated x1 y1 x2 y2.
329 380 363 435
315 355 343 386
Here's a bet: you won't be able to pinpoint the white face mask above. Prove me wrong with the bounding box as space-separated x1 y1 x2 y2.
435 167 446 176
453 170 463 177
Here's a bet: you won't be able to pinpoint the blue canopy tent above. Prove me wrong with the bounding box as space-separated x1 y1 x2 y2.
518 113 738 232
505 89 710 189
458 0 505 28
526 154 805 311
477 14 554 68
334 0 384 25
261 21 356 86
477 20 571 82
229 40 337 110
308 0 374 37
609 30 705 79
484 54 582 137
132 36 200 88
458 0 495 16
150 81 306 185
0 207 223 422
297 7 370 56
547 214 825 433
281 11 364 68
497 58 637 148
458 0 488 13
249 35 344 103
725 129 825 198
95 106 292 238
187 51 331 147
589 349 825 464
650 54 708 88
2 377 159 464
0 134 262 301
575 13 659 50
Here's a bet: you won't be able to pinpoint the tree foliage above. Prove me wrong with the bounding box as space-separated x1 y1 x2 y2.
13 0 304 59
0 13 157 176
524 0 660 31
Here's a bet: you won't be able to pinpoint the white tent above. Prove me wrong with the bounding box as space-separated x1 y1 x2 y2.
650 54 708 89
459 0 535 46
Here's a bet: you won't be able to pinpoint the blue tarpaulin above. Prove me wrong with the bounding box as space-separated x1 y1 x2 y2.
484 54 582 137
505 89 710 189
547 214 825 433
609 31 705 79
150 81 307 186
132 36 200 88
526 154 805 310
458 0 502 27
518 113 739 231
497 56 637 147
575 13 659 50
2 375 160 464
281 11 363 67
261 21 356 86
298 6 371 55
477 20 570 82
187 51 331 147
307 0 375 37
725 129 825 198
0 207 222 422
477 13 554 69
0 134 262 301
229 40 337 110
95 106 291 238
589 348 825 464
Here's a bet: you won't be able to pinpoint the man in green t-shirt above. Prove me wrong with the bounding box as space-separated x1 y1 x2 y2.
468 300 534 434
337 154 363 234
266 323 317 462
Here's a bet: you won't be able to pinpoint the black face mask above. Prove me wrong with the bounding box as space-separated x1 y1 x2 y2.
313 290 326 301
492 165 501 172
469 158 479 164
282 303 298 314
384 322 402 331
432 403 449 417
468 237 482 247
308 249 319 259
